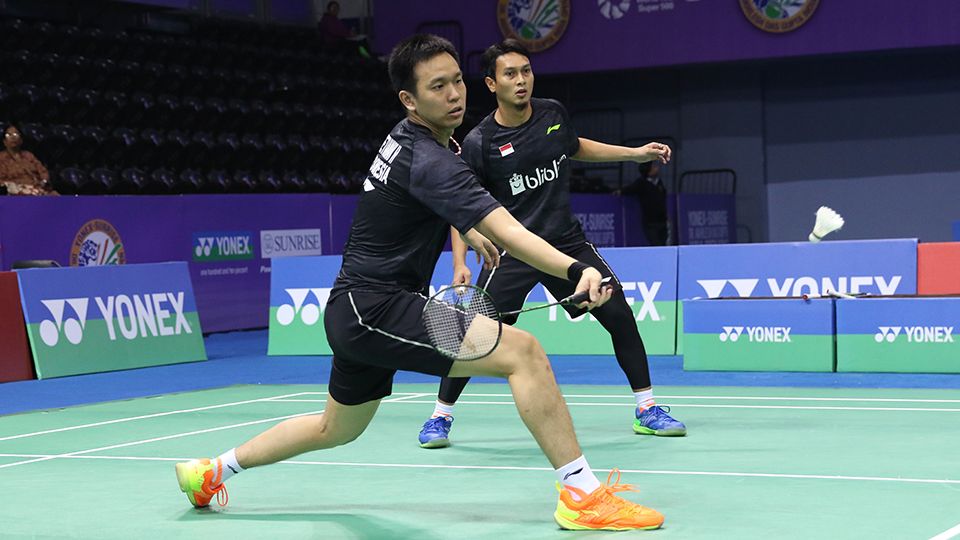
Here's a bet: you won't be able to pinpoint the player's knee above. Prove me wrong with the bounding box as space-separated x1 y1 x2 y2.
313 415 364 448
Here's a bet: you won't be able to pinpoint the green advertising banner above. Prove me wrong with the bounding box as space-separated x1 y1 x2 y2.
683 298 835 372
514 247 677 355
268 247 679 356
837 297 960 373
17 262 206 379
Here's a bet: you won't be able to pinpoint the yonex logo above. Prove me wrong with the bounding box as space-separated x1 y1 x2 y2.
874 326 902 343
39 298 89 346
195 237 215 258
193 232 253 262
719 326 792 343
875 326 954 343
696 276 902 298
276 288 332 326
37 293 192 346
718 326 745 342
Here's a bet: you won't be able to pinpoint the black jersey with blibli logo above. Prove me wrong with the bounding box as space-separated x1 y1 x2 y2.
461 98 584 248
332 119 501 297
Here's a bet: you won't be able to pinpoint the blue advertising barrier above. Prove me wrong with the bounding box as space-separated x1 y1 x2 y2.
684 298 835 372
837 298 960 373
268 247 678 356
17 262 206 379
675 239 918 353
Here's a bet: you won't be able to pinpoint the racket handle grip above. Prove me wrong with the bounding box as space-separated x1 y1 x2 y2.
564 278 620 305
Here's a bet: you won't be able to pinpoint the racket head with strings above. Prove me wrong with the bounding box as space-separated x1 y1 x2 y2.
422 284 503 361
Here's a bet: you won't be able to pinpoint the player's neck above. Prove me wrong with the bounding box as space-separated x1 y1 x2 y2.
408 114 455 148
495 102 532 127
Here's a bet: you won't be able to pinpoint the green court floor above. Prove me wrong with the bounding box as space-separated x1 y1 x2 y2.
1 383 959 539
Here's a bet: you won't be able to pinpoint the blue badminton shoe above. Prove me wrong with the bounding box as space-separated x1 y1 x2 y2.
418 416 454 448
634 406 686 437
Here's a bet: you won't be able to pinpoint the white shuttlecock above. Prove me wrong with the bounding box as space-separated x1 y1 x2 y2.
808 206 844 242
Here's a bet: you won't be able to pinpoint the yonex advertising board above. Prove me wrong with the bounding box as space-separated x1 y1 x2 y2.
267 255 342 356
676 239 918 353
683 298 835 372
268 252 484 356
514 247 678 355
837 298 960 373
17 263 206 379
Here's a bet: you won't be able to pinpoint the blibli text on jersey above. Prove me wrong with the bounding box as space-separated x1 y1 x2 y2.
509 154 567 195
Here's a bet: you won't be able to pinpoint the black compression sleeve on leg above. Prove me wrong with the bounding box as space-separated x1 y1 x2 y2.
591 293 653 390
438 376 471 404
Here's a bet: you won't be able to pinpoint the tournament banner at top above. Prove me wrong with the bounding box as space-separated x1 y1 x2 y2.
514 247 677 355
675 239 918 352
17 262 206 379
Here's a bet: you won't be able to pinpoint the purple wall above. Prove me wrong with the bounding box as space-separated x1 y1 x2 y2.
373 1 960 74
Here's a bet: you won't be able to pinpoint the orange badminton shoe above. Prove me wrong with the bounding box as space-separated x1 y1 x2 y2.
175 458 228 508
554 469 664 531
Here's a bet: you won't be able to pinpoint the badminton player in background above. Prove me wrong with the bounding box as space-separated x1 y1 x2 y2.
174 34 664 531
417 39 685 449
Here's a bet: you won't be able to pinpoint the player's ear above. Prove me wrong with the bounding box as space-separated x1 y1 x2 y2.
484 76 496 94
398 90 417 113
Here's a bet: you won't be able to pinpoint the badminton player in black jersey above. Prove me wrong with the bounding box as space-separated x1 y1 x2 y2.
417 39 685 450
173 35 664 531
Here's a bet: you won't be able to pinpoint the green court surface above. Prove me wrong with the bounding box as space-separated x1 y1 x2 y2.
1 383 959 539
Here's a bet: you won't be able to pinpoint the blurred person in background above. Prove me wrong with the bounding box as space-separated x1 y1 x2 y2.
0 123 57 196
620 160 668 246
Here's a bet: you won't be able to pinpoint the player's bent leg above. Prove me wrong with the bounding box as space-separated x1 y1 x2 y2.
449 322 581 467
591 292 686 437
175 396 380 508
449 322 664 530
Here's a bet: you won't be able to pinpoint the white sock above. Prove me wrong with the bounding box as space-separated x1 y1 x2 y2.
214 448 244 485
555 455 601 500
635 389 656 411
431 401 455 418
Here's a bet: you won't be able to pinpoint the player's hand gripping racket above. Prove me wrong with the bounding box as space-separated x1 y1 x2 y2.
422 277 620 361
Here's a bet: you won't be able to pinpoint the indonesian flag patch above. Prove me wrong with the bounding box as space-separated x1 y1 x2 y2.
498 142 515 157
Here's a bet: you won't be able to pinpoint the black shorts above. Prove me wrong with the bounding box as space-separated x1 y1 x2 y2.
476 241 620 324
323 290 454 405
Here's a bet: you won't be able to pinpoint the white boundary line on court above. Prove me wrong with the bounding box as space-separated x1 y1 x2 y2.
930 522 960 540
268 398 960 413
281 391 960 404
0 392 423 443
5 389 960 445
0 452 956 486
0 393 429 471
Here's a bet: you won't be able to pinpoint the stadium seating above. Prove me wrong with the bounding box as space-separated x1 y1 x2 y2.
1 15 401 195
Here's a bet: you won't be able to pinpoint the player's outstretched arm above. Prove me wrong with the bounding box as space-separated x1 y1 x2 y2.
474 208 612 309
450 226 499 286
573 138 671 164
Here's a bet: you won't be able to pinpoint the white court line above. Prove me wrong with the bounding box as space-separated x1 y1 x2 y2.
269 399 960 412
0 393 428 471
0 391 423 442
0 391 317 442
930 522 960 540
283 391 960 404
0 452 956 486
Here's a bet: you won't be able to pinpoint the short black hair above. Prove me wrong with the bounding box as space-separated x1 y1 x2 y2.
480 39 531 79
388 34 460 95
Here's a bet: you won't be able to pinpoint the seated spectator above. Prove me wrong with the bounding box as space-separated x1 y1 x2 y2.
318 1 370 56
1 123 57 196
